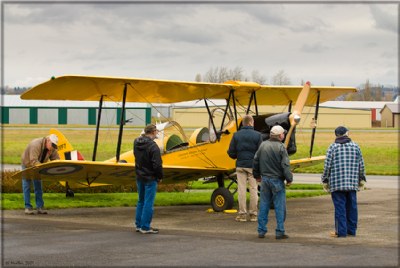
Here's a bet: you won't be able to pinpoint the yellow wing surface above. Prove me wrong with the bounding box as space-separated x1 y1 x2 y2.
21 75 357 105
289 156 326 170
11 156 325 186
11 160 228 186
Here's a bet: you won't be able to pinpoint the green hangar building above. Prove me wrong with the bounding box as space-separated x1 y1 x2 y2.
2 95 151 126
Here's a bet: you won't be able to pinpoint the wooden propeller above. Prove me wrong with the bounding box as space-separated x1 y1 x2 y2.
284 81 311 148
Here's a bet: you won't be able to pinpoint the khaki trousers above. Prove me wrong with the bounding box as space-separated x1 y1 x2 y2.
236 167 258 216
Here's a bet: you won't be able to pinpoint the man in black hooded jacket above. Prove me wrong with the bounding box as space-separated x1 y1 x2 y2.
134 124 163 234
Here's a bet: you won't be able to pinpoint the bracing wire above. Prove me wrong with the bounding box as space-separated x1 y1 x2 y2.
126 83 221 168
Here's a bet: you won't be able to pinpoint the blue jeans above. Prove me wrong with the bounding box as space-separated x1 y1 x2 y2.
258 177 286 236
135 179 158 231
21 165 44 209
331 191 358 237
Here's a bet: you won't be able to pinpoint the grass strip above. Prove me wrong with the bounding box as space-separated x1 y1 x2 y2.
2 185 328 210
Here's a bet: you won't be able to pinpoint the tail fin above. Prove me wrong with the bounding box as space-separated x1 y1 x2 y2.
49 128 85 160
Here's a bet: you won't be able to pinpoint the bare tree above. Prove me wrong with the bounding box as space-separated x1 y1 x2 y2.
203 66 245 83
373 84 383 101
271 70 291 85
228 66 244 81
363 79 373 101
344 79 379 101
202 66 269 84
251 70 267 84
204 67 222 83
195 73 202 82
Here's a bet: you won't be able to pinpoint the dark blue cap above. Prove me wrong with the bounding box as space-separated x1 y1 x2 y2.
335 126 348 137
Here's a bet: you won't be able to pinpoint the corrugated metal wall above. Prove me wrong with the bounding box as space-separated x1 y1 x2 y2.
1 106 151 126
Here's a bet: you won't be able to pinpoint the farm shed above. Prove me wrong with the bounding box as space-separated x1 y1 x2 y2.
380 103 400 127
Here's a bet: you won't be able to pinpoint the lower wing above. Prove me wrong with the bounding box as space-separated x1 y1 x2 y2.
289 155 326 170
11 160 228 187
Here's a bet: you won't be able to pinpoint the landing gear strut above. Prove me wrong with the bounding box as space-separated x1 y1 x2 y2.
65 182 74 198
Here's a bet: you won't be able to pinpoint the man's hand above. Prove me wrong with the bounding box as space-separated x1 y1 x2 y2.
358 180 366 190
286 181 292 187
322 182 330 193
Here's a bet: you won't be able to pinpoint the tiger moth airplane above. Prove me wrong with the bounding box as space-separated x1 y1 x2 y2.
12 75 356 211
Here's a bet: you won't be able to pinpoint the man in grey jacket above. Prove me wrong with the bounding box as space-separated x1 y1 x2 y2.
228 115 262 222
21 134 59 214
253 125 292 239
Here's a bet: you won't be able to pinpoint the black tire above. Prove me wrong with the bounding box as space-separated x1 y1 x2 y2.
66 189 75 198
211 187 234 212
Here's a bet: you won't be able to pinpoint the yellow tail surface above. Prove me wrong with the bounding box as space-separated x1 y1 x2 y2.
49 128 74 160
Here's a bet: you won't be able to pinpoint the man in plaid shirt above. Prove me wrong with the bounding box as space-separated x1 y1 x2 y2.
321 126 366 238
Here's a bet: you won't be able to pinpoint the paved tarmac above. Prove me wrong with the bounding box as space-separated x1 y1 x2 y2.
2 181 399 267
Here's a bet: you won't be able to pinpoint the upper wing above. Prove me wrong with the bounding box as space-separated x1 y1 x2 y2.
21 75 356 105
11 160 229 186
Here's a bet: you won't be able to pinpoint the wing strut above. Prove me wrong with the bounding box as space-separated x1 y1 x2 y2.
254 91 259 116
231 90 239 130
309 91 321 158
246 91 259 116
246 91 258 116
205 99 219 141
92 95 104 161
116 83 128 162
219 90 234 131
246 91 254 115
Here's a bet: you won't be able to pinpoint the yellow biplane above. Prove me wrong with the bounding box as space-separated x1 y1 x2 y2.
12 75 356 211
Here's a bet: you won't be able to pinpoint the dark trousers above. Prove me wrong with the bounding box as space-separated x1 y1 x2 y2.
331 190 358 237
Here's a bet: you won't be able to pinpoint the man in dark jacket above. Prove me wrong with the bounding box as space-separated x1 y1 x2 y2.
253 125 292 239
228 115 262 222
134 124 163 234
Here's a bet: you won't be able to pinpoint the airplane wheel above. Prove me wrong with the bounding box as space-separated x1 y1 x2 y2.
66 189 75 198
211 187 234 212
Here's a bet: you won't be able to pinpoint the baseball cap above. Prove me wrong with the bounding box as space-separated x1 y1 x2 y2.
49 134 58 149
270 125 287 135
335 126 349 137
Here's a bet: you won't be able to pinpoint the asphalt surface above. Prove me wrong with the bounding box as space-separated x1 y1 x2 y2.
2 178 399 267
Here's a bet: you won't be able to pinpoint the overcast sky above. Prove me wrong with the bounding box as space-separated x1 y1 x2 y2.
3 1 399 88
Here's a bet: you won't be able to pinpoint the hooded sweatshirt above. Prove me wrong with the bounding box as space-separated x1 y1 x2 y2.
134 135 163 182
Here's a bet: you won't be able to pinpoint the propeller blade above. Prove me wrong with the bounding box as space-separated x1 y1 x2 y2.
284 81 311 148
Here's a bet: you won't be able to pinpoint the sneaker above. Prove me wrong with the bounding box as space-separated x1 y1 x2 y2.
24 208 35 215
258 233 265 238
37 208 48 214
135 227 140 232
250 215 257 222
276 234 289 240
139 227 159 234
235 215 247 222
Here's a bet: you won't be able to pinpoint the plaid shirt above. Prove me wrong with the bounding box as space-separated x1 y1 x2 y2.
321 140 365 192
